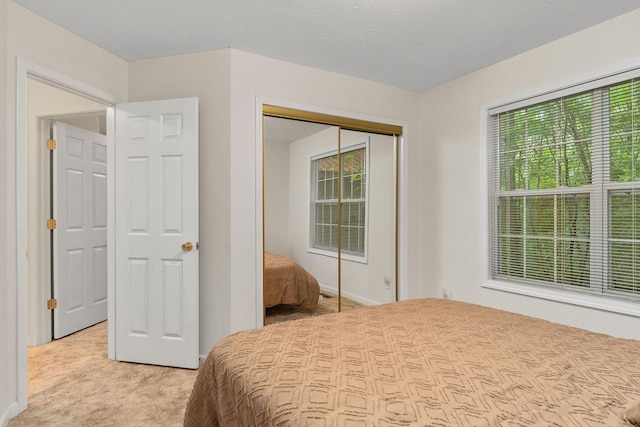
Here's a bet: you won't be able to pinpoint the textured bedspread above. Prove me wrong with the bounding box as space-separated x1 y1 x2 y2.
263 252 319 310
184 299 640 426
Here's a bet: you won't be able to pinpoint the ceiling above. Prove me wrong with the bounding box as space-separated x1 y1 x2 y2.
13 0 640 93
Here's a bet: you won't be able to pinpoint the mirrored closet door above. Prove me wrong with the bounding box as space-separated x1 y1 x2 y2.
262 106 401 325
338 129 397 310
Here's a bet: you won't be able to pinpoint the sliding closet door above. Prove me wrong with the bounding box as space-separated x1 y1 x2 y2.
263 117 340 323
338 130 397 310
262 106 401 323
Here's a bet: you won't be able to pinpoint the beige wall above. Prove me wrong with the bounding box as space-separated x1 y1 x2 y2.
6 2 128 100
228 49 421 334
5 3 640 423
3 2 128 421
128 50 232 357
129 48 419 352
0 0 9 421
419 9 640 338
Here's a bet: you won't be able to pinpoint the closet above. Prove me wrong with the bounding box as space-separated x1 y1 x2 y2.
262 106 401 321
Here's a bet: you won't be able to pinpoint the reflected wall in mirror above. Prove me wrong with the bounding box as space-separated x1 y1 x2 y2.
263 114 398 326
338 130 396 309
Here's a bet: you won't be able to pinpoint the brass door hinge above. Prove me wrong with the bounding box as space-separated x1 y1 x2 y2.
47 299 58 310
46 219 57 230
46 139 57 150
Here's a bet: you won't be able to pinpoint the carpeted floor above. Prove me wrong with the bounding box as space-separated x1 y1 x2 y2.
9 321 198 427
10 295 363 426
265 291 363 325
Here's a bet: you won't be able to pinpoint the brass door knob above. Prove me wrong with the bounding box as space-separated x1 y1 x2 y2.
181 242 193 251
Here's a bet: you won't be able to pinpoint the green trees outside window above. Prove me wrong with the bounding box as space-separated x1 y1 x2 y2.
313 147 367 256
492 78 640 296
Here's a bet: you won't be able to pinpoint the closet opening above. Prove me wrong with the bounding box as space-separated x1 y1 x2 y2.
261 105 403 325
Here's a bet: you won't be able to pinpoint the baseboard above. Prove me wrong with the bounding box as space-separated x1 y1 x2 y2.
318 283 338 297
27 335 37 347
1 401 19 427
318 284 380 306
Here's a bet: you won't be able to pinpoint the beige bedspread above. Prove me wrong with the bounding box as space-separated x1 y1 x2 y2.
263 252 319 310
184 299 640 426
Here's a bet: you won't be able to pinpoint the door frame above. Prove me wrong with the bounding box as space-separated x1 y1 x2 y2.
14 57 122 413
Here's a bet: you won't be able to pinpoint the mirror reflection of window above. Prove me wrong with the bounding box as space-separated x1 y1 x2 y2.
311 143 368 260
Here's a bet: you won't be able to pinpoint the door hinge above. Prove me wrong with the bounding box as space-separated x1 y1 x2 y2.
46 139 57 150
46 219 57 230
47 298 58 310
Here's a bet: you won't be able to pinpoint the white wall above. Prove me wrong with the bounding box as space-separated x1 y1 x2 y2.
229 49 419 334
287 127 340 288
128 50 232 358
0 0 10 422
419 9 640 339
286 128 396 305
264 140 291 257
3 2 128 422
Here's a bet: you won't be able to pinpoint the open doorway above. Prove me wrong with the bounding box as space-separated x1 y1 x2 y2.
16 61 200 418
27 78 108 346
14 59 121 413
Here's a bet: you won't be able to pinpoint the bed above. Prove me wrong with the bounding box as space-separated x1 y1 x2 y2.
263 251 320 311
184 298 640 426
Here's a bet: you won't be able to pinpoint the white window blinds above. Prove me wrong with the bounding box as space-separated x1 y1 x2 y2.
488 75 640 298
312 145 368 257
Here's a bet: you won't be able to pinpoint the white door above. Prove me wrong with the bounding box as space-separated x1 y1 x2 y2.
53 122 108 339
115 98 199 369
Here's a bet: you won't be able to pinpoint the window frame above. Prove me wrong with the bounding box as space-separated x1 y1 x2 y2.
308 141 370 264
482 60 640 317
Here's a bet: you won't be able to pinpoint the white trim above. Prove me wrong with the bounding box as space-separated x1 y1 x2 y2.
13 57 121 417
480 103 491 284
15 58 29 415
480 56 640 316
309 141 370 263
307 248 368 265
483 279 640 318
397 132 408 302
35 118 52 347
106 107 116 360
255 100 265 328
1 402 19 427
318 284 380 307
256 96 409 326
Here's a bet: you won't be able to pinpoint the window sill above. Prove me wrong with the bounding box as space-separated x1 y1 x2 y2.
307 247 368 264
482 279 640 318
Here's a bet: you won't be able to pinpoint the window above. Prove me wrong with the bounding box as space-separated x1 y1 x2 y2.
311 144 368 259
489 75 640 299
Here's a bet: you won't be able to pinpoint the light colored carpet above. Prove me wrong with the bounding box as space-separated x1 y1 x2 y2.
10 296 363 425
9 321 198 427
265 292 363 325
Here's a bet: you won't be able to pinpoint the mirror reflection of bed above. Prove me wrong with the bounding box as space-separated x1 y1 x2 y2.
263 114 397 325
